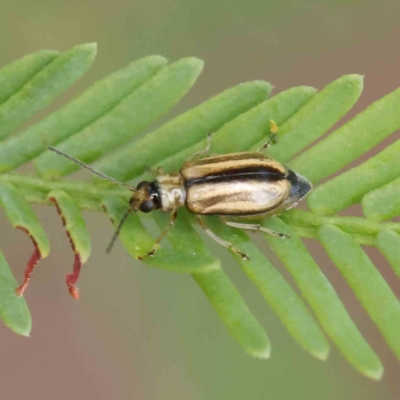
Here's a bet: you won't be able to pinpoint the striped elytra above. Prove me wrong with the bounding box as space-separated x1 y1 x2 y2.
180 152 296 216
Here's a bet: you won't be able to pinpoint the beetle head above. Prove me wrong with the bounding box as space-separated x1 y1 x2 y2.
129 181 160 213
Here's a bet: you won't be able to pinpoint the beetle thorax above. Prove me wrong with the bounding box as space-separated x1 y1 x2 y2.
156 174 186 212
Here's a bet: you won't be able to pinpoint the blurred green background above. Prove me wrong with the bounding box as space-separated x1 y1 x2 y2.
1 0 400 399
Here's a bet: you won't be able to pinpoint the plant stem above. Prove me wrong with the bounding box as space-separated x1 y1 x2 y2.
0 173 129 211
282 209 400 246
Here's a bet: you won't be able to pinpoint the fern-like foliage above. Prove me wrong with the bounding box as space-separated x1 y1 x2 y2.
0 43 399 380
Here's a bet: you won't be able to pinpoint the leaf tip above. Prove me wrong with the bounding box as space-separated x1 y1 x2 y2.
340 73 364 92
312 345 330 361
72 42 97 61
363 364 384 381
178 57 204 75
250 345 271 360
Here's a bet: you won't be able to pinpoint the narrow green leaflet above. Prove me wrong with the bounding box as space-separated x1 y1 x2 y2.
101 197 217 273
193 270 271 359
0 183 49 256
153 210 270 358
0 49 58 105
267 74 363 163
0 56 167 172
92 80 272 183
290 86 400 183
0 183 50 297
376 230 400 278
319 225 400 362
35 58 204 178
47 190 91 300
0 251 31 336
0 43 97 140
308 140 400 215
262 218 383 380
204 217 329 360
147 85 316 177
210 86 316 154
363 177 400 221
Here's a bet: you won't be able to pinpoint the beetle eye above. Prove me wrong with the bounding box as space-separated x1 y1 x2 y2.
139 200 154 213
137 181 150 190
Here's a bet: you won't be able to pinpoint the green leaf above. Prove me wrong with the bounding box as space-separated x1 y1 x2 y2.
308 139 400 215
193 270 271 359
268 74 363 163
34 57 204 178
47 190 91 299
1 47 400 377
47 190 91 262
153 211 270 358
290 86 400 183
0 55 167 172
0 182 50 297
101 197 217 273
0 43 97 140
0 251 31 336
0 183 49 257
318 224 400 362
204 216 329 360
0 49 58 105
154 85 315 175
92 80 272 183
261 218 383 380
362 177 400 221
376 230 400 278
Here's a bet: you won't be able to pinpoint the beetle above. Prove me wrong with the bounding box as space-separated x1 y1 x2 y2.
49 121 312 260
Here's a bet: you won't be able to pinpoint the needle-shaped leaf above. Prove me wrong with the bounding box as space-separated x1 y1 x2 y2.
0 43 97 140
35 58 204 178
261 217 383 380
0 56 167 172
203 216 329 360
0 183 50 296
153 86 316 175
376 230 400 278
193 270 271 359
362 177 400 221
101 197 217 273
91 81 272 183
318 224 400 362
153 210 270 358
0 251 31 336
290 86 400 183
210 86 317 154
267 74 363 163
308 140 400 215
0 49 58 105
47 190 91 299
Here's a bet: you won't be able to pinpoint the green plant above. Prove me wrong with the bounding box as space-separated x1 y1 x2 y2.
0 43 399 380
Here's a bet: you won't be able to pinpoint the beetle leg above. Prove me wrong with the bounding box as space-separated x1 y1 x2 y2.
190 132 214 160
223 220 290 239
139 210 178 259
196 216 249 260
143 166 165 176
257 119 279 153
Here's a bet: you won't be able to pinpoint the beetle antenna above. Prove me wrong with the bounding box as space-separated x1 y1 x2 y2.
106 208 133 253
48 147 136 191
